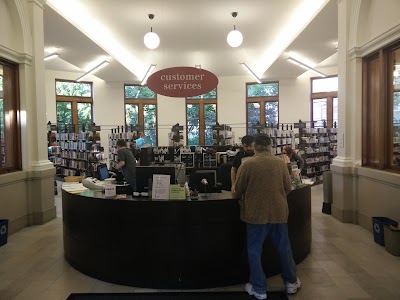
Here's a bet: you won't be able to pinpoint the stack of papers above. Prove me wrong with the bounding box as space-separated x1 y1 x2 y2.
62 182 88 194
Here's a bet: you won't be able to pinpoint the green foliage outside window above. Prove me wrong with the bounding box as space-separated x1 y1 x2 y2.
247 83 278 97
204 104 217 145
56 81 91 97
247 103 260 136
125 85 156 99
77 103 92 128
187 104 200 145
125 104 139 125
265 102 278 125
187 88 217 100
143 104 157 147
57 102 72 132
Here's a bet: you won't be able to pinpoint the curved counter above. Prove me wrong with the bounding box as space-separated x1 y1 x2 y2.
62 185 311 289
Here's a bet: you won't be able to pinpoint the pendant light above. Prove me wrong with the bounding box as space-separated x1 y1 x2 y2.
144 14 160 50
227 12 243 48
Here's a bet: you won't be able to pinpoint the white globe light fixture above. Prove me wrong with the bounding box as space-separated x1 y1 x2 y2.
227 12 243 48
227 27 243 48
144 14 160 50
144 30 160 49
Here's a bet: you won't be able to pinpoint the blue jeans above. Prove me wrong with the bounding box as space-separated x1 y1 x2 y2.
246 223 297 294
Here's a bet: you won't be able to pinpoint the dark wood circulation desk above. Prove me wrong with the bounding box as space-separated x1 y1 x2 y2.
62 185 311 289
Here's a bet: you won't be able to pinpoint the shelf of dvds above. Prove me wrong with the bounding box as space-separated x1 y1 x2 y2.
297 121 337 183
108 125 142 169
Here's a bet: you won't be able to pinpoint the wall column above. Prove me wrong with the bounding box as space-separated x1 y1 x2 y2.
330 0 359 223
25 0 53 171
25 0 56 225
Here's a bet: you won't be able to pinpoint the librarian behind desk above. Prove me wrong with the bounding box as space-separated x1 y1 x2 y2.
62 185 311 289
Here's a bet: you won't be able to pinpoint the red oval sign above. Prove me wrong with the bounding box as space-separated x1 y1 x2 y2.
146 67 218 98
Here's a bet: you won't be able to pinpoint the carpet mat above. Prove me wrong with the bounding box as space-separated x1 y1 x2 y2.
67 291 289 300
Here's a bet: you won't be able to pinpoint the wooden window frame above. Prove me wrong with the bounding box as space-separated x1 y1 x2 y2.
185 98 218 146
310 75 338 128
362 40 400 172
245 81 279 134
0 58 21 174
124 84 158 146
55 79 93 133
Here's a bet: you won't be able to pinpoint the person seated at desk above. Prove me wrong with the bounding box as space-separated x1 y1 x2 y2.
116 139 137 193
283 146 304 172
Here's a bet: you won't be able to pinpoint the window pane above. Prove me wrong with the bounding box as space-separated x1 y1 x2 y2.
56 81 91 97
392 51 400 167
0 61 21 172
247 102 260 135
333 97 338 128
143 104 157 147
125 104 139 126
125 85 156 99
0 71 4 165
187 88 217 100
77 102 92 130
312 76 338 93
204 104 217 146
313 98 327 126
187 104 200 145
57 102 72 132
247 83 278 97
265 101 278 127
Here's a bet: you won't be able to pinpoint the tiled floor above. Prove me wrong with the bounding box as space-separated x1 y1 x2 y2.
1 183 400 300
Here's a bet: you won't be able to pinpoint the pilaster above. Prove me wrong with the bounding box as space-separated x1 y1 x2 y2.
26 0 53 172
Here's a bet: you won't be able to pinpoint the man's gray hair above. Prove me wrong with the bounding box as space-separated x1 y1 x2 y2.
254 134 272 152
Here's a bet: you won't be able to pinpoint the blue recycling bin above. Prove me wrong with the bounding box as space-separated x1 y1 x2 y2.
372 217 398 246
0 219 9 247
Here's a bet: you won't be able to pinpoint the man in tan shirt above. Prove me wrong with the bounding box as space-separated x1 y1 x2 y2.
234 134 301 299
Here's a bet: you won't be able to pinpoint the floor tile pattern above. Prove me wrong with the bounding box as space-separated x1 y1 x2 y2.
1 183 399 299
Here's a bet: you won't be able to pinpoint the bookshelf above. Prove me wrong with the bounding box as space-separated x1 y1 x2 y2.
53 124 103 176
297 121 337 183
169 124 184 147
254 123 298 158
108 125 142 169
212 124 234 146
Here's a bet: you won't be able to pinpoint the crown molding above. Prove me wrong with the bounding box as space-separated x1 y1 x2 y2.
359 24 400 57
0 45 32 65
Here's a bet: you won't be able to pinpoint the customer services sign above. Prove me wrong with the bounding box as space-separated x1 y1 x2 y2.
146 67 218 98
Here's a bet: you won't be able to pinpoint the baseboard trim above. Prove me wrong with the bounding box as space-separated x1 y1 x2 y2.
8 206 56 236
331 206 355 223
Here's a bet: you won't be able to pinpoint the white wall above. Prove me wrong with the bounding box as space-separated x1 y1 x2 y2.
358 0 400 47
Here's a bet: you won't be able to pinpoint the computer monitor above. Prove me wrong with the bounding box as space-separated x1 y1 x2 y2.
189 171 216 193
136 166 175 192
98 164 109 181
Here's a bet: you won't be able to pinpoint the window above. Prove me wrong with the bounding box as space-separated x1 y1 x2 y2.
246 82 279 135
0 58 21 174
311 76 338 128
124 85 157 147
362 40 400 171
186 89 217 146
56 80 93 132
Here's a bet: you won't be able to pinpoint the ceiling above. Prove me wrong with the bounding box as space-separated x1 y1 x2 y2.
43 0 338 84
